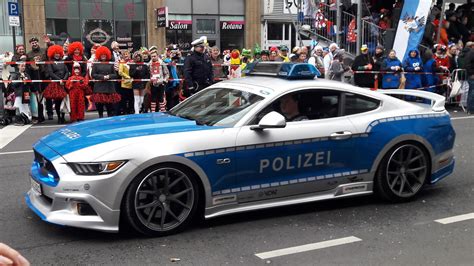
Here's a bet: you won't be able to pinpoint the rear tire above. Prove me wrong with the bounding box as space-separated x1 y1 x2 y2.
375 143 429 202
122 164 200 236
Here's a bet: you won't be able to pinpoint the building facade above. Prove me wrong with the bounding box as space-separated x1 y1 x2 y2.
2 0 262 55
0 0 24 52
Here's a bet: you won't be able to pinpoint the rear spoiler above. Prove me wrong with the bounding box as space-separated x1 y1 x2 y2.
378 89 446 112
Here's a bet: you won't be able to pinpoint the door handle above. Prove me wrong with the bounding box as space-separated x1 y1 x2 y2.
330 131 353 140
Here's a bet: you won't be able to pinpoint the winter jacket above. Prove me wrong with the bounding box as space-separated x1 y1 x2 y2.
129 63 150 90
373 53 386 86
422 58 439 87
403 50 423 89
458 48 474 77
183 51 213 88
10 72 31 97
351 53 375 88
381 57 403 89
211 57 225 79
328 60 345 81
47 61 69 81
91 62 118 94
118 61 132 89
164 58 179 92
27 49 48 93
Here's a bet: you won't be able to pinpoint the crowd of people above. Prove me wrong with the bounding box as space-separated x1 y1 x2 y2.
1 22 474 125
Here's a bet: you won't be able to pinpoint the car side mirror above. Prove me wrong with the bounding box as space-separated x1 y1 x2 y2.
250 111 286 130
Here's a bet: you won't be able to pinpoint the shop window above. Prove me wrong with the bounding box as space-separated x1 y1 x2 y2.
46 19 81 43
115 21 146 53
166 29 192 50
268 23 283 40
196 19 216 35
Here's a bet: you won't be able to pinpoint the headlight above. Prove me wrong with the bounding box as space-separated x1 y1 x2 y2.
67 161 127 175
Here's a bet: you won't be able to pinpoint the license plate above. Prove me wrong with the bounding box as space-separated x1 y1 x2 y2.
31 178 42 195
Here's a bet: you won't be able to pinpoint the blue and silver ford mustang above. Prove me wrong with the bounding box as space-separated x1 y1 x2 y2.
26 63 455 236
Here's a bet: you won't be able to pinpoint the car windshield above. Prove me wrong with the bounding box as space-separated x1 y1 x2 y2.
169 87 265 127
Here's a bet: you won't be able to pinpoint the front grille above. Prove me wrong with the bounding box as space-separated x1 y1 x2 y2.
33 149 60 186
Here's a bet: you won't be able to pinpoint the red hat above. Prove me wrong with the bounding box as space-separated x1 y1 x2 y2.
47 44 64 59
270 46 279 52
68 41 84 56
95 46 112 61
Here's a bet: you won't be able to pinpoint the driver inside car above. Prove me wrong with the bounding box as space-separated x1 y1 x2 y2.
279 94 308 122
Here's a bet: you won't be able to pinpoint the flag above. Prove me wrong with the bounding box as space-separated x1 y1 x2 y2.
392 0 432 62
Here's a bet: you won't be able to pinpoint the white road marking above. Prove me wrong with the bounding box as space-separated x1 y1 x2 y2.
255 236 362 260
0 150 33 156
435 213 474 225
451 116 474 121
0 125 32 149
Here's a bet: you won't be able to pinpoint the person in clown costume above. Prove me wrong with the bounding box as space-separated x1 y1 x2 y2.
228 49 242 79
65 62 88 122
65 42 87 76
44 44 69 124
240 48 253 72
91 46 121 118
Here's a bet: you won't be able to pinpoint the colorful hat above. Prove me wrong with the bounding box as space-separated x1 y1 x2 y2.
241 48 252 57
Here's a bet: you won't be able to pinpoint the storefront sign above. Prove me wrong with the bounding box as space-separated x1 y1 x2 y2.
221 21 244 30
157 7 168 28
168 20 192 30
117 37 133 52
86 28 111 45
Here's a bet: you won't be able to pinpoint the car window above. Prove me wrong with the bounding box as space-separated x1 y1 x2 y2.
251 89 342 124
170 87 264 127
344 93 380 115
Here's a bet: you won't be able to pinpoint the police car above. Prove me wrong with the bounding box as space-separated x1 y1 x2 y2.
26 62 456 236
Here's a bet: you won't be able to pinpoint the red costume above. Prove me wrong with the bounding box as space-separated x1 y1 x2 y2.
43 45 68 100
66 66 88 122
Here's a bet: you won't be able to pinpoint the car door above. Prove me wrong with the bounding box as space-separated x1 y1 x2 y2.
233 89 359 203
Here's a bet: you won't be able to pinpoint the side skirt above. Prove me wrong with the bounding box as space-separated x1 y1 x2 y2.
205 180 373 219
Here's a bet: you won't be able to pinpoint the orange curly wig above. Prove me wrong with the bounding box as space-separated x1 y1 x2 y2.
68 41 84 56
95 46 112 61
47 45 64 59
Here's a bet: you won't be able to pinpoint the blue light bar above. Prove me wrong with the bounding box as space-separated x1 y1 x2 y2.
243 62 321 80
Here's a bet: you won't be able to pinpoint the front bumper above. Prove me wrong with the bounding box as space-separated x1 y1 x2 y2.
25 145 132 233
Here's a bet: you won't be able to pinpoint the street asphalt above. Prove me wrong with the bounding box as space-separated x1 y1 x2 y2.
0 109 472 265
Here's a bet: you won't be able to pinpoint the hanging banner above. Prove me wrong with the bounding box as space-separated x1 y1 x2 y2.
157 7 168 28
392 0 432 61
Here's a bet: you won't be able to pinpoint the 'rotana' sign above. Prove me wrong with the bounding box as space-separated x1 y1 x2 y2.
221 21 244 30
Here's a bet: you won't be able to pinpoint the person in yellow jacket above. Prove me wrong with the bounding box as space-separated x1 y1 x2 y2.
118 50 134 114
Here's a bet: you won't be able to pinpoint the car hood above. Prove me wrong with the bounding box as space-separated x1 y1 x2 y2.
36 113 217 157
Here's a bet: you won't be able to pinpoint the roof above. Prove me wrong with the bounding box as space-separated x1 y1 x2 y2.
222 76 360 93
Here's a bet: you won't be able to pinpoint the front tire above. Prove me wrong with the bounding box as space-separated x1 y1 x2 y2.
375 143 429 202
123 164 199 236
